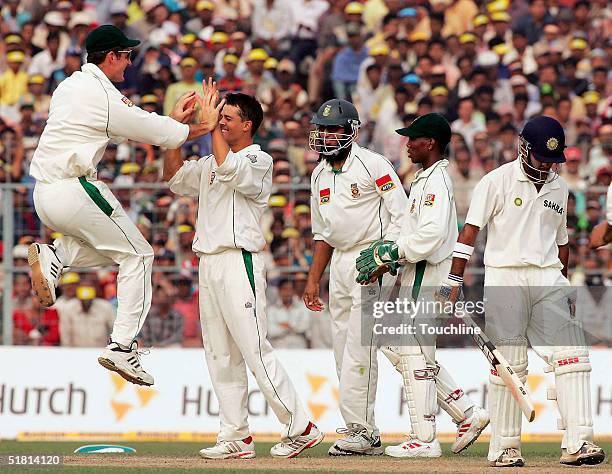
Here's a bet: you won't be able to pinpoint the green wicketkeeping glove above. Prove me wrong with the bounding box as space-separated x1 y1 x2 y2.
355 240 400 283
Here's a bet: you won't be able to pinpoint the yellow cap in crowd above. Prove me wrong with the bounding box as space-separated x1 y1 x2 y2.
77 286 96 300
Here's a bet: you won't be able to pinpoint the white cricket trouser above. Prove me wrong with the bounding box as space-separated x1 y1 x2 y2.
198 249 309 442
33 178 153 346
329 243 397 435
484 266 594 460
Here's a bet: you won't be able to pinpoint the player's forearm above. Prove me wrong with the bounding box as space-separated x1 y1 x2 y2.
558 244 569 278
163 147 183 182
186 122 215 141
605 224 612 245
307 240 334 284
211 127 231 167
449 223 480 277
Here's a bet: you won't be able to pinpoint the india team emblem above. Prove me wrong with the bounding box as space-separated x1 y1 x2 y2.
320 188 330 204
350 182 360 198
209 171 216 185
375 174 395 193
514 197 523 206
546 137 559 151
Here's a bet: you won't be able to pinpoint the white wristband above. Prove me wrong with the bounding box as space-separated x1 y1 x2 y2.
452 242 474 261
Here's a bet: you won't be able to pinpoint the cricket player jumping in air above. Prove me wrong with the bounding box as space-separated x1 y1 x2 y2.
28 25 213 386
355 113 489 458
164 82 322 460
306 104 487 456
438 116 605 467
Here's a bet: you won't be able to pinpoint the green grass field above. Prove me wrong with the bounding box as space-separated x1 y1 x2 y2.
0 440 609 473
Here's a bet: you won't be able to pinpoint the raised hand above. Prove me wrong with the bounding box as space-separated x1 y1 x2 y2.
169 91 197 123
196 77 226 132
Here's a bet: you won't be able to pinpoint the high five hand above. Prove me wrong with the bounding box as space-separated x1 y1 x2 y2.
197 77 226 132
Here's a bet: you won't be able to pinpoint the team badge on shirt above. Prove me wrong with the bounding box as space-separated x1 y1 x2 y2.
209 171 216 185
375 174 395 193
424 194 435 206
121 96 134 107
247 154 258 163
320 188 330 204
351 182 360 198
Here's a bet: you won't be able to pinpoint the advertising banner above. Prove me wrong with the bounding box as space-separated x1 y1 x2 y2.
0 347 610 439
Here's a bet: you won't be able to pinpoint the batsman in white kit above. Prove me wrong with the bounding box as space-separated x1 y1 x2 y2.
304 103 487 456
439 116 605 467
164 85 323 459
27 25 213 386
355 113 489 457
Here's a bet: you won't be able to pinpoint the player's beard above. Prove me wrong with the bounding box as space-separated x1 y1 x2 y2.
321 145 350 164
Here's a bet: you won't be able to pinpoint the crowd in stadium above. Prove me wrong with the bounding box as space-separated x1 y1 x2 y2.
0 0 610 347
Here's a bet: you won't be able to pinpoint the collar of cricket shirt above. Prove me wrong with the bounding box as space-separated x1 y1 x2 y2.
81 63 114 87
413 158 448 182
513 156 561 191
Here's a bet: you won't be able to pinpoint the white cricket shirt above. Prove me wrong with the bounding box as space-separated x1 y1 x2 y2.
168 144 272 254
396 159 457 264
465 159 569 269
31 63 189 183
310 143 408 251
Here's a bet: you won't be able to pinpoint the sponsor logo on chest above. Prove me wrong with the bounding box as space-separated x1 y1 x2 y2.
320 188 330 204
543 199 563 214
209 171 216 185
424 194 435 206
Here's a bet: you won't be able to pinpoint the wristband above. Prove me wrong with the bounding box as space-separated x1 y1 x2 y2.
452 242 474 261
447 273 464 286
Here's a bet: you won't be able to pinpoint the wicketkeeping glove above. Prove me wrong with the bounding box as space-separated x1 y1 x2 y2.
355 240 400 284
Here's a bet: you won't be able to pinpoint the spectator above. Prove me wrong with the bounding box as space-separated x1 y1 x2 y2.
27 31 65 79
448 146 483 225
331 22 368 101
267 278 310 348
171 272 200 347
58 286 115 347
139 282 183 347
163 56 198 116
452 96 485 152
13 294 59 346
54 271 80 315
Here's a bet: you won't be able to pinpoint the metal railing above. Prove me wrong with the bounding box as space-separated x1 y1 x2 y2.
1 181 609 345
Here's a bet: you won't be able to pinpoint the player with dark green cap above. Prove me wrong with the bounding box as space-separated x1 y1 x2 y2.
355 112 490 458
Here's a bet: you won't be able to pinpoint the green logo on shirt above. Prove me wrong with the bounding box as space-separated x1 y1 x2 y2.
514 197 523 206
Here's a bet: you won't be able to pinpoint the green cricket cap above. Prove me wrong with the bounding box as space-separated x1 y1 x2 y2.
396 112 451 147
86 25 140 54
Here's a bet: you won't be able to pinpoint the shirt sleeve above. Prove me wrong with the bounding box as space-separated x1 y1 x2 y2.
310 169 326 241
464 174 502 228
214 150 272 200
373 157 408 241
556 196 569 246
396 173 454 263
607 183 612 225
106 87 189 149
168 158 207 197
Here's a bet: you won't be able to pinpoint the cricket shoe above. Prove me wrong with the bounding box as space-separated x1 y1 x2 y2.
385 437 442 458
270 422 324 458
328 424 384 456
199 437 256 459
451 407 490 454
28 243 64 307
560 441 605 466
490 448 525 467
98 340 154 386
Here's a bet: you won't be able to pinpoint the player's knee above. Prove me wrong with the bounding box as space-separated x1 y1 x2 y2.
552 348 591 375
